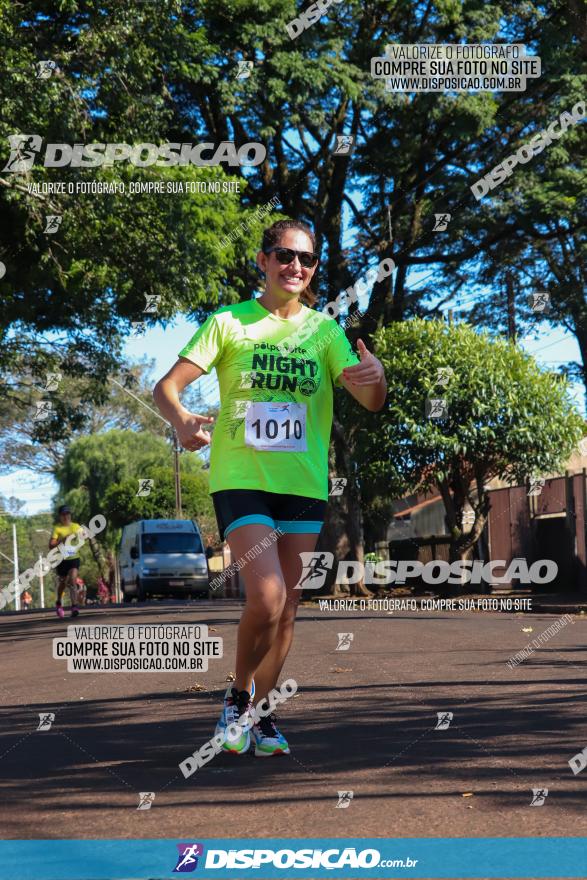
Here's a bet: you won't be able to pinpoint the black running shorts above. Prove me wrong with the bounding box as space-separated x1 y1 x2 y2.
56 558 80 577
211 489 326 541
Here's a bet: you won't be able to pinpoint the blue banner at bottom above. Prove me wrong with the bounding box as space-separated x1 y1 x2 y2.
0 838 585 880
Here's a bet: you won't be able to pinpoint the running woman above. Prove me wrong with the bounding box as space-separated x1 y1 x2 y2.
50 505 83 618
154 219 387 756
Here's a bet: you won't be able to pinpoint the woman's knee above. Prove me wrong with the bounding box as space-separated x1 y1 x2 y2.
245 578 286 623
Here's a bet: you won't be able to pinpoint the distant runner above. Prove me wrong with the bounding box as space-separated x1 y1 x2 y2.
50 505 83 618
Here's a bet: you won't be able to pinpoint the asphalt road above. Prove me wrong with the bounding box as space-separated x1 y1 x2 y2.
1 599 586 848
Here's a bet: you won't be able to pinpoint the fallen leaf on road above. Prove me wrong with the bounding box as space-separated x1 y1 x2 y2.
330 666 352 673
225 672 236 681
209 627 218 632
462 792 474 798
521 627 533 633
184 683 205 692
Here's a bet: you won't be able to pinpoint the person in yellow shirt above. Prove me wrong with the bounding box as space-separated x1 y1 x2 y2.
50 505 83 618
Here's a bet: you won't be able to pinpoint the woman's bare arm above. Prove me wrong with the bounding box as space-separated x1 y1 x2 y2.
338 339 387 412
153 358 215 451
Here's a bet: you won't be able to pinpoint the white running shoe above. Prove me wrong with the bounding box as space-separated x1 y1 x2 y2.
251 713 290 757
214 680 255 754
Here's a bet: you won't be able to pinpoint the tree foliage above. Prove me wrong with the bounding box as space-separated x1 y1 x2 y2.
356 319 586 558
103 465 214 536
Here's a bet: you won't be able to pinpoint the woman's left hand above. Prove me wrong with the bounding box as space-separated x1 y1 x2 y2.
341 338 385 386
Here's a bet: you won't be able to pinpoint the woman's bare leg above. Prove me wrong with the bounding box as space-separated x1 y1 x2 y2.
226 524 286 696
56 577 67 605
252 532 319 704
67 567 79 606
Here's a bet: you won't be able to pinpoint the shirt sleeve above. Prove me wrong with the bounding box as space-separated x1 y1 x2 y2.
179 314 224 373
51 526 60 542
327 322 360 386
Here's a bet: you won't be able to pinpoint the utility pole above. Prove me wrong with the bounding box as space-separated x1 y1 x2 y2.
34 529 50 609
506 273 516 342
38 554 45 609
12 524 20 612
386 201 395 322
172 428 183 519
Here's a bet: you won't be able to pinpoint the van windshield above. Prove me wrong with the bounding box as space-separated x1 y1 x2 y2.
141 533 203 554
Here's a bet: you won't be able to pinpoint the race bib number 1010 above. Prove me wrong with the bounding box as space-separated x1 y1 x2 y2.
245 402 307 452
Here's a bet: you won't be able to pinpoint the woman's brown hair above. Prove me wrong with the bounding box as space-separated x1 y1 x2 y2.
261 219 318 307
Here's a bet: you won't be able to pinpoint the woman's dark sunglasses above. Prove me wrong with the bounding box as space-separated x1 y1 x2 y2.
263 246 319 268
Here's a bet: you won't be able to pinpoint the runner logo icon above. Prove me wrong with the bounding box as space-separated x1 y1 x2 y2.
435 711 453 730
530 788 548 806
3 134 42 172
173 843 204 872
37 712 55 731
294 552 334 590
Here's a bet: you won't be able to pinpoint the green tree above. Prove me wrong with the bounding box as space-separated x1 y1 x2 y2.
0 359 171 474
55 427 213 538
103 465 214 534
356 319 585 568
55 429 172 535
0 0 269 437
430 80 586 395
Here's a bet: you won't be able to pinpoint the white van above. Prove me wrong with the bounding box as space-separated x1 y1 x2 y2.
119 519 209 602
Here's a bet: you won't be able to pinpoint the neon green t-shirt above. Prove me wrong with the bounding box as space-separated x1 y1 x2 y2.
179 298 360 500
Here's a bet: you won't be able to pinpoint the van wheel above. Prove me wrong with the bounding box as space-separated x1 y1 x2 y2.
136 578 146 602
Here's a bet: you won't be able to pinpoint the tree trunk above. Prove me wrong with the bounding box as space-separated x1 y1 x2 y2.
87 535 109 582
566 0 587 56
571 321 587 409
313 503 348 597
308 436 348 597
332 416 373 598
312 413 373 598
437 472 491 594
